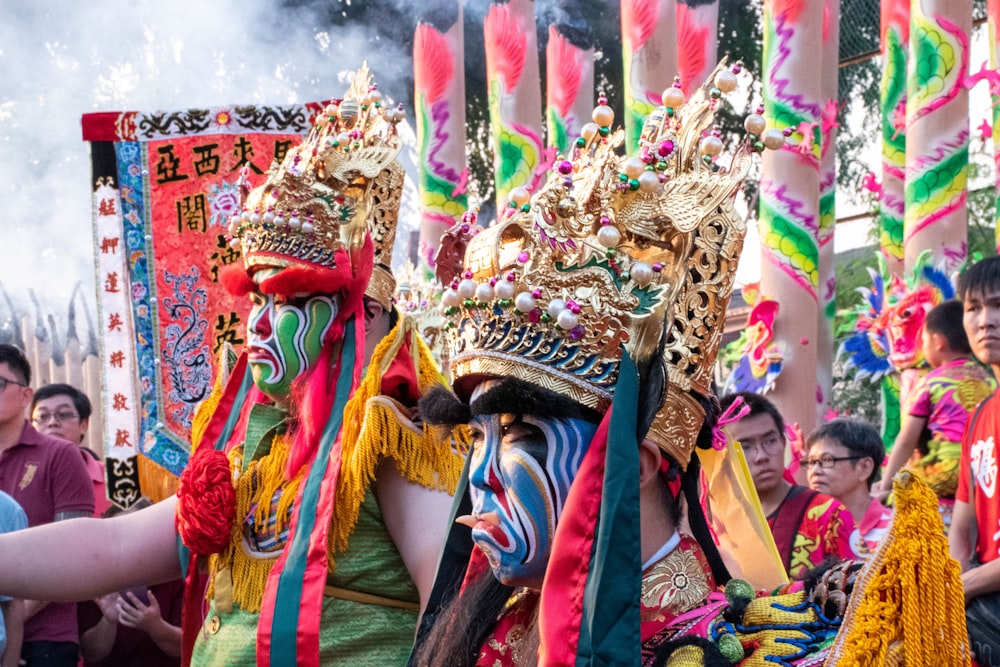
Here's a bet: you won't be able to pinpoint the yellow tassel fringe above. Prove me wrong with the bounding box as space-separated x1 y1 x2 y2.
330 314 462 556
206 434 303 613
136 455 178 504
202 316 462 610
825 470 970 666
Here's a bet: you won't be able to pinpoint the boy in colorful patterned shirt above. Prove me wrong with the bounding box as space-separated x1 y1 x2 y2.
720 392 856 579
875 299 996 532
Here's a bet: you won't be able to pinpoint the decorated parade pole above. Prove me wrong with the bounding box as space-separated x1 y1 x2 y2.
880 0 909 278
414 2 469 270
989 0 1000 252
676 0 719 99
758 0 825 436
620 0 678 150
816 0 840 422
485 0 545 214
545 2 594 154
903 0 970 273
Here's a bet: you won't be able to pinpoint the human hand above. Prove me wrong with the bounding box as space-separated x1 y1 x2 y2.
870 483 890 503
94 593 120 623
117 590 160 632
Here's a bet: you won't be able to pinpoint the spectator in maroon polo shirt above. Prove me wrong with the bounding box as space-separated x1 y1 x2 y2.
0 345 93 666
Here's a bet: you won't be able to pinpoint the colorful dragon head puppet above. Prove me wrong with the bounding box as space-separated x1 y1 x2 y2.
841 251 954 378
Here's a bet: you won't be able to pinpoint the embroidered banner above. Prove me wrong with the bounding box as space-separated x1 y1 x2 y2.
84 104 320 502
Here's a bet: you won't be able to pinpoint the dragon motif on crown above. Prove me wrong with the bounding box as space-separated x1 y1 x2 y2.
437 60 784 467
226 62 405 299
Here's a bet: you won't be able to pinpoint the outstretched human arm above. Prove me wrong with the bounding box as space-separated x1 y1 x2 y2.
375 459 454 613
873 414 926 501
0 497 181 601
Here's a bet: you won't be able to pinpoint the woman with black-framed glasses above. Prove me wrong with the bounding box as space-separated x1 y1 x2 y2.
805 418 893 560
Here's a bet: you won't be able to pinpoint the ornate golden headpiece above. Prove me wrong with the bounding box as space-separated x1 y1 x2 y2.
395 261 447 362
438 61 782 467
227 63 404 307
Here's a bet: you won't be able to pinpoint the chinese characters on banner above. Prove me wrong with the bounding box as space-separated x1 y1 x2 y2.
147 132 296 438
83 104 318 506
93 177 141 508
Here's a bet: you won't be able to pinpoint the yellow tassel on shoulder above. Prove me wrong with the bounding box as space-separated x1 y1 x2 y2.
825 470 971 666
331 314 461 557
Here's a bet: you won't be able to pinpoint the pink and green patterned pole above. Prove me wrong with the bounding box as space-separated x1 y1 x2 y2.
989 0 1000 252
879 0 909 449
903 0 970 273
545 5 594 154
816 0 840 422
676 0 719 98
620 0 678 150
485 0 545 213
414 3 469 269
758 0 825 437
880 0 909 278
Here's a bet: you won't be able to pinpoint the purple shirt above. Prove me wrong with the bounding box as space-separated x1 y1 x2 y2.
0 422 94 644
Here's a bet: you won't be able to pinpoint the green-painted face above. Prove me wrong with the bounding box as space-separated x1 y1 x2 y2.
246 268 338 400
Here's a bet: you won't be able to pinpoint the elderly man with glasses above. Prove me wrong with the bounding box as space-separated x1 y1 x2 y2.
720 391 856 579
0 344 93 667
30 385 109 516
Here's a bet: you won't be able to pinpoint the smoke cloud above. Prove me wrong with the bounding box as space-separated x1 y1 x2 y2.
0 0 414 336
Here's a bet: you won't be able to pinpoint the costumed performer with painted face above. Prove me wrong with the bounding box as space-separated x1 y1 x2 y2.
410 63 973 667
0 65 462 667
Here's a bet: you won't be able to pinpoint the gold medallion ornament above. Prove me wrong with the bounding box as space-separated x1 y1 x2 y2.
226 62 405 308
437 60 782 468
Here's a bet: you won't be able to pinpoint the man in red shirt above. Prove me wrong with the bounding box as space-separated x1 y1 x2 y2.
0 345 94 666
951 256 1000 667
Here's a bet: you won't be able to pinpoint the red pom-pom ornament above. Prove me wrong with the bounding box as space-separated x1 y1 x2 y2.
176 447 236 556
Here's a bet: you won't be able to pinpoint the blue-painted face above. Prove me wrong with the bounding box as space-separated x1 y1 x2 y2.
465 380 598 589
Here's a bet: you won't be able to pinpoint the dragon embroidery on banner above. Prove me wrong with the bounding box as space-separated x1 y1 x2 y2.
160 267 211 429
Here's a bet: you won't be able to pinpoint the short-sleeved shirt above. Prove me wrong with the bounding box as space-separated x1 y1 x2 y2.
849 497 893 559
80 448 111 516
0 421 94 644
77 579 183 667
0 491 28 655
909 358 997 448
767 486 856 579
957 391 1000 564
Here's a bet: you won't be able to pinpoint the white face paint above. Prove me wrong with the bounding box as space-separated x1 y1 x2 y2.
245 267 338 400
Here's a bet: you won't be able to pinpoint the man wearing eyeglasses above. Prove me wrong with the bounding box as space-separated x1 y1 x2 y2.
720 391 856 579
30 385 109 516
0 345 94 667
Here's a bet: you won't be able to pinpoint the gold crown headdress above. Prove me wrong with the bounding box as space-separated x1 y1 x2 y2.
226 63 405 307
439 60 783 468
